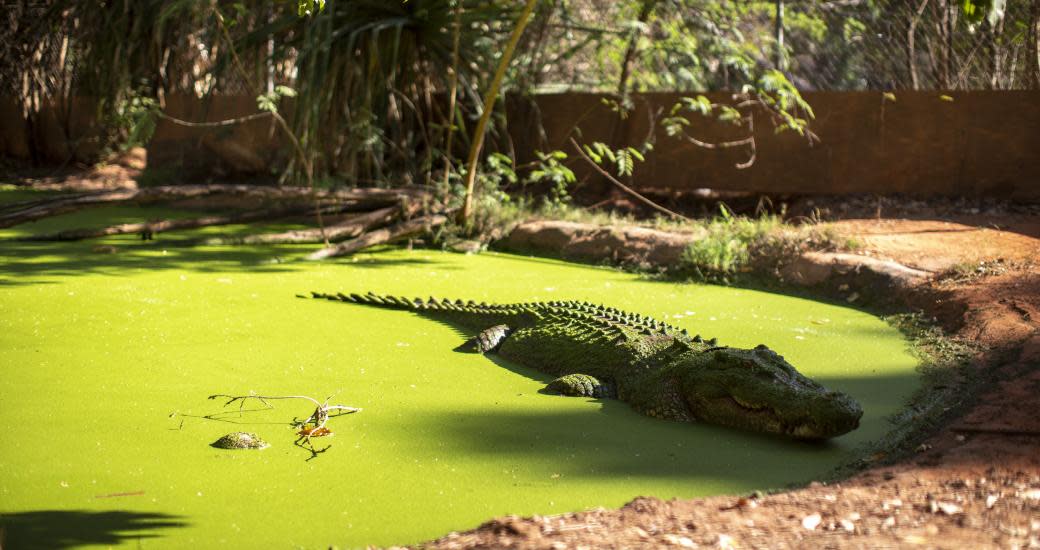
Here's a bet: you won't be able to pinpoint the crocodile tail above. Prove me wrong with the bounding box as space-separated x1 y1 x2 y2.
308 291 422 311
306 291 527 332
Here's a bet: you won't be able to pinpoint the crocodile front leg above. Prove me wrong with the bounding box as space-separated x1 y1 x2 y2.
474 324 512 353
544 374 617 399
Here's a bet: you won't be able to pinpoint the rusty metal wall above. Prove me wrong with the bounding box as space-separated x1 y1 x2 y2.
3 91 1038 199
511 91 1040 199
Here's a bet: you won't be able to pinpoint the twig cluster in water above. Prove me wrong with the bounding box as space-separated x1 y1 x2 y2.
208 393 361 460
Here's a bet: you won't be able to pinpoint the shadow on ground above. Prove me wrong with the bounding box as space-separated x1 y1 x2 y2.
0 510 187 549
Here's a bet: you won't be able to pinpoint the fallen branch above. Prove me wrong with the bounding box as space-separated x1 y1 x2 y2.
199 204 406 246
17 207 310 241
305 213 450 261
0 184 427 229
207 393 361 429
207 393 361 460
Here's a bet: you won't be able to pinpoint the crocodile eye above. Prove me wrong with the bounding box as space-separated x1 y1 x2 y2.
753 368 775 379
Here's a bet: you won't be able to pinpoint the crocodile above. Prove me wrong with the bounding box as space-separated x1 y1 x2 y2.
308 291 863 440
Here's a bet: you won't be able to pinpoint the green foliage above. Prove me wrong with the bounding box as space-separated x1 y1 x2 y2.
960 0 1006 26
246 0 520 186
681 207 782 279
298 0 327 17
678 205 850 282
581 142 646 177
527 151 576 205
110 93 159 152
256 86 297 114
755 70 814 135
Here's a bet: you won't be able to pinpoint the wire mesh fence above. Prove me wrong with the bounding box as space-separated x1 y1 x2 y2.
527 0 1040 92
791 0 1040 91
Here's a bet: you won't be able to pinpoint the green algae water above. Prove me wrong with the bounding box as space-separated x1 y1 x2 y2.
0 197 921 548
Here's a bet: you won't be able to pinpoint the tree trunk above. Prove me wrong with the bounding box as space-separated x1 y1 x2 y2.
458 0 539 224
1031 0 1040 89
908 0 931 90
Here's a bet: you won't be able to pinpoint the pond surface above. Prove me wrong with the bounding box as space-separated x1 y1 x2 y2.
0 197 920 548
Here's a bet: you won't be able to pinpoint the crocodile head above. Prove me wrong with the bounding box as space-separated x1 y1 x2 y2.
673 344 862 439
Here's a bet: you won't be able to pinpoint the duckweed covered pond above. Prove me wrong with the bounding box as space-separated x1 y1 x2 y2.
0 198 921 548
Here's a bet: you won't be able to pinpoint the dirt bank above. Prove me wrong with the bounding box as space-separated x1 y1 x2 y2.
416 216 1040 549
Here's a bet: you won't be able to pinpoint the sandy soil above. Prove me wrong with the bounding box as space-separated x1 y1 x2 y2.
830 217 1040 273
415 216 1040 549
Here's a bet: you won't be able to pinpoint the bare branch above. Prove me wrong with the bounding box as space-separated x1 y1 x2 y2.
568 137 690 222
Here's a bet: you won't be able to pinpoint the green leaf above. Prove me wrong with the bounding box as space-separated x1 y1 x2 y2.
274 85 297 98
961 0 1005 25
297 0 325 17
582 144 602 164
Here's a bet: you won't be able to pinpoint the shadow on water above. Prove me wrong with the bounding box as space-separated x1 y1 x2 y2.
0 195 459 285
0 237 453 287
391 369 920 488
0 510 187 549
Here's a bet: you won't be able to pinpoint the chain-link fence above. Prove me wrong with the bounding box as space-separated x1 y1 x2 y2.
526 0 1040 92
791 0 1040 91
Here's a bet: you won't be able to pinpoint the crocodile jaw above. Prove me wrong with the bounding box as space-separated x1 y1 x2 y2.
721 390 862 439
676 346 864 440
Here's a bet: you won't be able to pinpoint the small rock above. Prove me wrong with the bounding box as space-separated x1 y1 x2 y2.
715 534 733 548
735 497 757 509
662 534 688 547
840 519 855 533
802 514 822 531
211 432 269 449
986 494 999 509
883 517 896 528
882 498 903 510
929 501 962 515
631 527 649 538
1022 489 1040 501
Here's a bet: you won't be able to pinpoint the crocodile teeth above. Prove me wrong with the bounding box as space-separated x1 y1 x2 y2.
792 424 817 438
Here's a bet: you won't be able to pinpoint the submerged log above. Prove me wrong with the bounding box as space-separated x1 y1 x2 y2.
17 207 311 241
0 184 428 229
305 213 450 261
200 205 405 246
